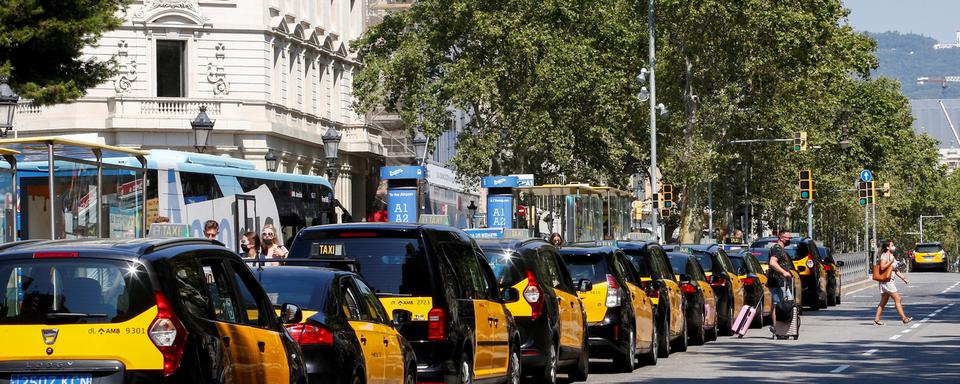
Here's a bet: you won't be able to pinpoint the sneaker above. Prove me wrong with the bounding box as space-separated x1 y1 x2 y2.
902 317 913 325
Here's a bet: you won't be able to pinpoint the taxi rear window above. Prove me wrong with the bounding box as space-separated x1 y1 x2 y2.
559 253 610 284
481 249 526 287
691 252 714 272
0 259 153 325
729 257 746 273
916 245 943 253
750 249 771 263
289 232 432 296
667 255 687 275
258 268 334 312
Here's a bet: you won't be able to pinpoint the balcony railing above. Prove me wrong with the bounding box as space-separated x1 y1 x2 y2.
138 98 224 116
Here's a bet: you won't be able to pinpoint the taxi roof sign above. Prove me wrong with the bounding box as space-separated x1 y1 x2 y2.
148 223 192 238
464 228 533 240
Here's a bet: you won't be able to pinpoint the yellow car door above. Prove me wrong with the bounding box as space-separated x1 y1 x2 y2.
355 278 407 383
342 280 385 384
540 248 584 350
617 254 654 347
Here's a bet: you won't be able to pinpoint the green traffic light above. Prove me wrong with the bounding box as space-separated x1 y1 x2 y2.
794 145 801 151
664 202 672 208
801 191 810 199
859 198 867 205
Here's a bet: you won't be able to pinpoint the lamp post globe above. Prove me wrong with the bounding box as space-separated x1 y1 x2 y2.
413 129 428 165
264 150 279 172
322 126 342 188
190 106 215 153
0 77 20 137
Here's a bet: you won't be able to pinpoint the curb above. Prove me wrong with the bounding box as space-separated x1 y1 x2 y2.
842 278 874 296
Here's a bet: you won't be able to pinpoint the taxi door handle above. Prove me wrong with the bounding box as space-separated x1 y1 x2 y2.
361 337 367 345
383 338 390 346
221 336 231 347
258 341 266 353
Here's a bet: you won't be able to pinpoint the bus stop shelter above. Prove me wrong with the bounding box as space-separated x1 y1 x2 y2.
0 137 149 241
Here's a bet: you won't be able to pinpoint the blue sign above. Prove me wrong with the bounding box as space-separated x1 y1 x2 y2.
487 195 514 228
381 166 426 180
464 228 505 239
387 188 418 223
481 176 520 189
859 169 873 182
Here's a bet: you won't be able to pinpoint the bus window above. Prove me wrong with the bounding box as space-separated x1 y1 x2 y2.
180 171 223 204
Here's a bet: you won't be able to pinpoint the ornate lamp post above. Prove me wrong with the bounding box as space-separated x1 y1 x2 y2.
322 126 342 188
264 150 279 172
0 77 20 138
413 129 428 165
190 106 214 153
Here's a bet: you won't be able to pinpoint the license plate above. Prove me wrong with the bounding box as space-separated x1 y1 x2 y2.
925 256 935 260
11 374 93 384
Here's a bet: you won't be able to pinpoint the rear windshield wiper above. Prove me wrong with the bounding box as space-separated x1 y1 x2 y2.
46 312 108 320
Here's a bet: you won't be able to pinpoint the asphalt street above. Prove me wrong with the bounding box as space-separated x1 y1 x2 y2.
575 272 960 383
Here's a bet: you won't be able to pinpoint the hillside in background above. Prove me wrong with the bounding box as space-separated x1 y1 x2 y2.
869 31 960 99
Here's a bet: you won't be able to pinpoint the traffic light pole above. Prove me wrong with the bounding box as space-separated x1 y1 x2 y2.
864 203 870 267
872 201 878 261
807 201 813 238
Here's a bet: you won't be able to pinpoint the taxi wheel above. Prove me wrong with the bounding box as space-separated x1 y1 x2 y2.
508 346 521 384
827 291 837 306
657 312 671 358
718 302 734 336
640 323 658 366
706 319 718 342
690 309 706 346
403 365 416 384
750 300 764 329
672 315 688 352
536 344 558 384
458 352 473 384
613 330 636 372
567 337 589 382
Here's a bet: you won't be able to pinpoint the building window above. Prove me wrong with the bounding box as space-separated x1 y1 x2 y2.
156 40 186 97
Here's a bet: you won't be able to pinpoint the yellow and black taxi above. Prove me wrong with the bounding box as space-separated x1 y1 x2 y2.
0 238 307 384
729 251 773 327
665 251 718 345
287 223 522 384
815 245 844 306
616 241 687 357
783 238 828 311
558 246 657 371
665 244 745 337
744 247 804 313
250 263 417 384
911 242 948 272
476 238 589 383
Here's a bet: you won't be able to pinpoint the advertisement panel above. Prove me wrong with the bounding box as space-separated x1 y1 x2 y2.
388 188 418 223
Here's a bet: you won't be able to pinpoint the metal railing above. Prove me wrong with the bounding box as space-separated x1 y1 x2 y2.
836 252 869 287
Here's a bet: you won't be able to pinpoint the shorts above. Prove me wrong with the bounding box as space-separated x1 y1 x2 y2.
770 286 785 304
879 280 898 294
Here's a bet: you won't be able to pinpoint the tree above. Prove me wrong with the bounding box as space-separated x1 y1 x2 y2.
0 0 129 105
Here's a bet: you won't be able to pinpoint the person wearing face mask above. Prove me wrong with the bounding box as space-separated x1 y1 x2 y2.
768 229 796 338
874 240 912 326
240 231 260 259
260 223 289 259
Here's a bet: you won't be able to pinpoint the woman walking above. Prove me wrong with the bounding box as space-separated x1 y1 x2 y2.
874 240 912 326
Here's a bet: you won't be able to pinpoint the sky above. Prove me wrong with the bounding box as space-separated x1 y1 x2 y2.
844 0 960 43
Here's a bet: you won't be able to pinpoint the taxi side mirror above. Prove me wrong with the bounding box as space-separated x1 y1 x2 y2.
577 279 593 292
280 303 302 324
392 309 413 326
501 287 520 303
836 260 845 267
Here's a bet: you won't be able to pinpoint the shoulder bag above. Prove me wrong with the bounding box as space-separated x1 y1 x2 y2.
872 262 893 282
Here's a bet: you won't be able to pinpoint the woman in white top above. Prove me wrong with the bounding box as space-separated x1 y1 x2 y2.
873 240 912 326
260 223 289 259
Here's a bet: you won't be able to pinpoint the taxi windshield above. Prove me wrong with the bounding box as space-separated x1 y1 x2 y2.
916 245 943 253
0 259 153 325
289 232 433 296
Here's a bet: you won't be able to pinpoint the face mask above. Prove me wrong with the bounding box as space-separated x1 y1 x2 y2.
262 237 273 246
890 246 896 252
241 244 250 252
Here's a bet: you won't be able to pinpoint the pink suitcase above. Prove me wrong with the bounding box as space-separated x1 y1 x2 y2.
732 304 757 338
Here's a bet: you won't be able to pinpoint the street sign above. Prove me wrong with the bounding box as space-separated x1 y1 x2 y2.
859 169 873 182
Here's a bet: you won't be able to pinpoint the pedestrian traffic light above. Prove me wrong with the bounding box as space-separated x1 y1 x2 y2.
662 184 674 208
798 170 813 201
882 182 891 198
794 131 808 151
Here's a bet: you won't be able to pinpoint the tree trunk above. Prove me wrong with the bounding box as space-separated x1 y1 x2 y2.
678 54 702 244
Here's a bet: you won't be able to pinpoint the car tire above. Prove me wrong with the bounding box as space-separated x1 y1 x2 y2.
458 352 472 384
718 300 734 336
508 344 521 384
536 343 558 384
404 364 416 384
827 290 837 306
567 336 589 382
613 330 636 373
690 306 706 346
640 323 658 366
750 299 764 329
673 314 688 352
657 311 671 358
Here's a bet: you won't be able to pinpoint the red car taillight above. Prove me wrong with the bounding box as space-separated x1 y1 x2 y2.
149 292 188 377
740 277 756 285
286 323 334 345
523 271 544 320
824 265 833 272
710 276 728 288
428 308 446 341
605 274 622 307
680 283 697 294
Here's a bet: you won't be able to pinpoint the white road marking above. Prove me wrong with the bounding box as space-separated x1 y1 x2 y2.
845 285 874 296
890 334 902 340
902 329 912 334
920 318 929 323
911 323 921 329
862 349 879 356
852 295 872 298
830 365 851 373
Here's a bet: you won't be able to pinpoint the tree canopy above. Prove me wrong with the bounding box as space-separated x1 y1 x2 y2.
0 0 129 105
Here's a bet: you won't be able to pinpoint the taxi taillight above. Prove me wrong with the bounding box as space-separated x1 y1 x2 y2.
523 270 544 320
428 308 446 341
286 323 333 345
823 265 832 272
149 291 188 377
680 283 697 294
740 277 756 285
605 274 622 308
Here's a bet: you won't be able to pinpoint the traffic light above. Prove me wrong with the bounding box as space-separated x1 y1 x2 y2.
882 182 891 198
794 131 808 151
652 193 659 210
858 181 875 205
661 208 670 218
662 184 674 208
798 170 813 201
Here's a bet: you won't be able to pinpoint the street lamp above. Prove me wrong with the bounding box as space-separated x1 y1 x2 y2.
190 106 214 153
264 150 278 172
0 77 20 138
322 126 342 187
467 200 478 228
413 129 428 165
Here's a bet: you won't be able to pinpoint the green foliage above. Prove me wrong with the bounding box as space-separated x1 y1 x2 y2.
0 0 130 105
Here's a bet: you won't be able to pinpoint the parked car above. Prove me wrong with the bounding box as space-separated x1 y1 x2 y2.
478 238 589 383
666 252 718 345
752 237 828 310
0 238 307 384
664 244 745 337
745 247 804 315
815 246 845 306
252 264 417 384
288 223 522 384
559 246 657 371
617 241 688 357
729 251 773 326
